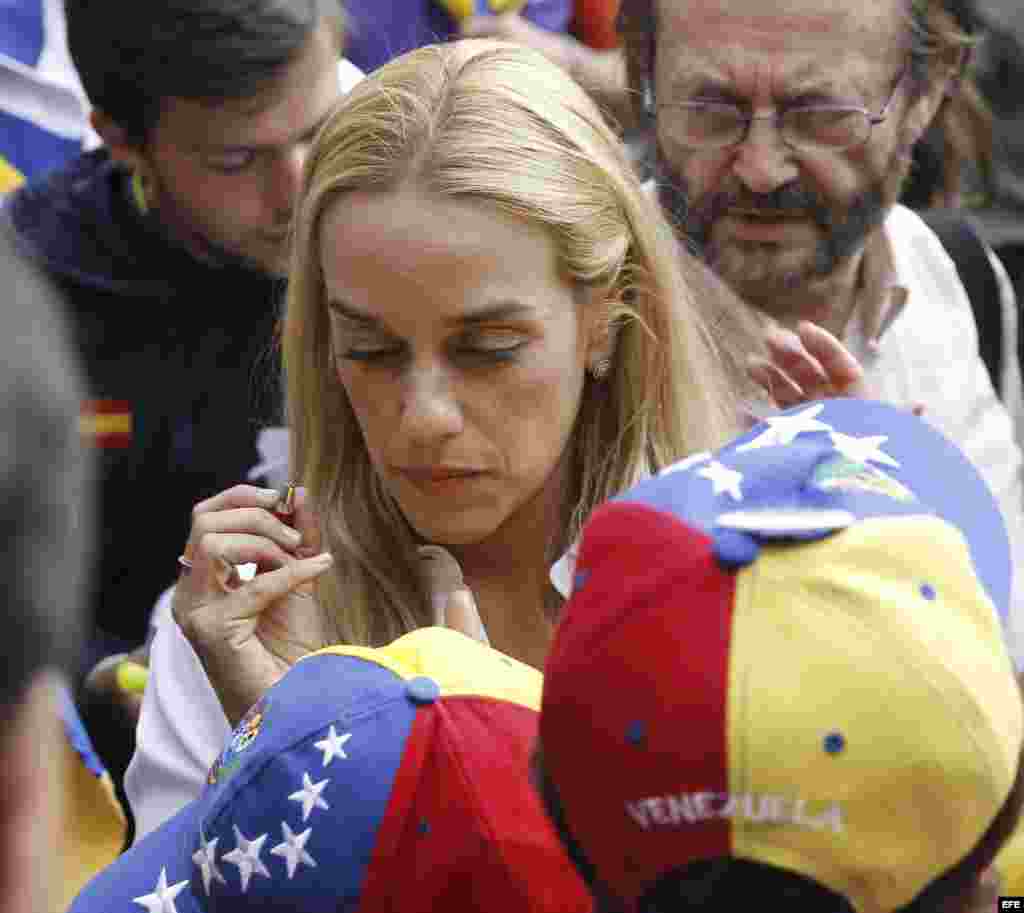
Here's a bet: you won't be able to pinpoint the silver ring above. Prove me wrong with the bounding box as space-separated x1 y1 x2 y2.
177 555 194 572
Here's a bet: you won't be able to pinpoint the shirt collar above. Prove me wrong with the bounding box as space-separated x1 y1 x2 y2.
844 222 909 357
549 543 579 601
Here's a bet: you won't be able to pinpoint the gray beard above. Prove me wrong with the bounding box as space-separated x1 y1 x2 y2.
651 148 891 315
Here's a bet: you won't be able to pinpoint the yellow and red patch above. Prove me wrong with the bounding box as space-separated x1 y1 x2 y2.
80 400 132 448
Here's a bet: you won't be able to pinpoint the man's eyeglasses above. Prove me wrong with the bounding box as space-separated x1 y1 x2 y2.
656 68 908 153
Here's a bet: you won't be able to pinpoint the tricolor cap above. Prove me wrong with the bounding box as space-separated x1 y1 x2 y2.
71 627 591 913
540 398 1023 913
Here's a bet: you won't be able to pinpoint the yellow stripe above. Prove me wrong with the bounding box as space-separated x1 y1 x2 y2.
307 627 543 710
0 156 25 194
435 0 475 20
728 516 1021 913
79 413 132 436
58 738 126 912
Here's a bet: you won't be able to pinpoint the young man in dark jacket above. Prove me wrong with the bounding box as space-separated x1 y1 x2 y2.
3 0 359 802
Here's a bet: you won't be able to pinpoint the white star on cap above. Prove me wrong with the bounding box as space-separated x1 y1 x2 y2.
737 404 832 452
658 451 711 476
222 825 270 893
697 460 744 501
314 726 352 766
192 835 226 896
289 772 330 822
829 431 899 468
271 821 317 879
132 867 188 913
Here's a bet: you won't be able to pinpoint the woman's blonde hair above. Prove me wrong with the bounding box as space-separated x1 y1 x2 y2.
283 39 760 647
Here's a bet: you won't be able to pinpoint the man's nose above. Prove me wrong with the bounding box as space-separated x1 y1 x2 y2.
267 145 307 220
730 115 800 195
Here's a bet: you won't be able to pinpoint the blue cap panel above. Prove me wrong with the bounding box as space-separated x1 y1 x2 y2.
69 653 420 913
619 400 1011 618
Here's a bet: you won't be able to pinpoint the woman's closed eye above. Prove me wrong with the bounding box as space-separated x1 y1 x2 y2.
452 332 528 363
338 333 528 365
204 149 257 174
339 340 406 362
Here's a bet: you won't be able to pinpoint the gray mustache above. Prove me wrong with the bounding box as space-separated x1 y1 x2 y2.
712 183 822 215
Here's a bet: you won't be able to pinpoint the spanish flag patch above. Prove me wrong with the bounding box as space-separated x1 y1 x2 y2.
80 400 132 448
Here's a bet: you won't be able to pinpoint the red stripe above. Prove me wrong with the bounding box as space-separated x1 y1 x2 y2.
360 700 591 912
81 399 131 415
541 502 737 906
87 432 132 449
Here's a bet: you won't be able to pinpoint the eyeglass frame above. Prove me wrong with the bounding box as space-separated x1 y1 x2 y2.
653 65 909 153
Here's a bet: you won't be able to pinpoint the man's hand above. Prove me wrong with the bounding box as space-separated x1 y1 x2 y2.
83 643 150 723
749 320 873 409
460 13 581 72
458 14 636 128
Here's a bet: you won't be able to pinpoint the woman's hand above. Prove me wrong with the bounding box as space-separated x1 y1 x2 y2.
749 320 873 409
172 484 335 727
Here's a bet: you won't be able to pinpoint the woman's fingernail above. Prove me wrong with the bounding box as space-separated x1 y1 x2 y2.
311 551 334 567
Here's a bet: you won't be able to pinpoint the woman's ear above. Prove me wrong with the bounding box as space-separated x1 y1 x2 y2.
583 298 621 381
581 282 625 372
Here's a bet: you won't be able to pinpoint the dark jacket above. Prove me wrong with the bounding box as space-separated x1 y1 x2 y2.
5 149 285 649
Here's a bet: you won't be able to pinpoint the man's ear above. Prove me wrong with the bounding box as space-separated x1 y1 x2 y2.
89 110 146 171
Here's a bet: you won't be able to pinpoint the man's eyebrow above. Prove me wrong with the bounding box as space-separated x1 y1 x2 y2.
203 109 334 155
326 299 538 327
665 63 841 102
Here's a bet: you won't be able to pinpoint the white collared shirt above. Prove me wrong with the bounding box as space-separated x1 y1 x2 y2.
853 205 1024 665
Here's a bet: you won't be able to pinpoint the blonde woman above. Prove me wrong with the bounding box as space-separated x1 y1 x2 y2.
127 39 863 840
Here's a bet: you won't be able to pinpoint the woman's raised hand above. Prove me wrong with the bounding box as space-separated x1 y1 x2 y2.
172 484 334 727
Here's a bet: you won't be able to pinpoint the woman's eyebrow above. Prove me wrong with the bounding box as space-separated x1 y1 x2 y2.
327 298 378 324
326 298 537 327
454 301 537 327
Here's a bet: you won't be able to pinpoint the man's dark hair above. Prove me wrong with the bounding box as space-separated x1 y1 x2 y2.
0 226 91 724
65 0 345 143
532 737 1024 913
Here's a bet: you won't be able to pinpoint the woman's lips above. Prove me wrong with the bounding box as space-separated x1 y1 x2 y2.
396 466 487 493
